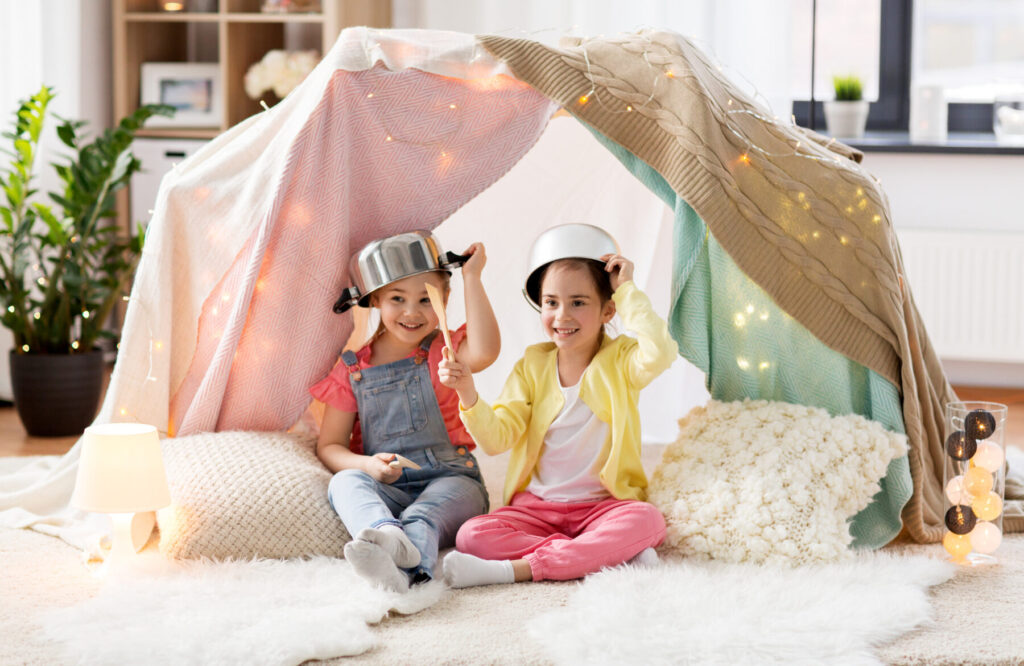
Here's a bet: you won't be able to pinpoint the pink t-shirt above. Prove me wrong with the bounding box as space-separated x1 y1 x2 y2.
309 325 473 454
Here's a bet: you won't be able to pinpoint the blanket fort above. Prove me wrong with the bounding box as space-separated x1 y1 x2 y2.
2 27 1018 549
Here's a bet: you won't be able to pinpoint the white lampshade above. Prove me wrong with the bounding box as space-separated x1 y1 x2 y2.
71 423 171 513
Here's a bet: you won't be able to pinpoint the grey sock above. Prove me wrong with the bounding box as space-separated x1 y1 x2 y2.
357 525 421 568
344 540 410 593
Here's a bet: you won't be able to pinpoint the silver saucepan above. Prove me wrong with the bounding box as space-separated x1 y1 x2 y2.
333 230 468 313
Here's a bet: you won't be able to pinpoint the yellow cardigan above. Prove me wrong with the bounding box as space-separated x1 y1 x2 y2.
460 281 677 505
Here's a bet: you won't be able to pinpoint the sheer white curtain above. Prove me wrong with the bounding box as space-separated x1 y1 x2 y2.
392 0 795 119
0 0 111 400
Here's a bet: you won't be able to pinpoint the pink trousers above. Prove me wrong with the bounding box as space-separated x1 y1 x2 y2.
454 491 666 581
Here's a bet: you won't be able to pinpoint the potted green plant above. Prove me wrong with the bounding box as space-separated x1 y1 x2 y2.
0 86 172 436
824 74 869 139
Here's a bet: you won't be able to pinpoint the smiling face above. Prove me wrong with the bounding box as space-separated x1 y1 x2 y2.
539 261 615 358
372 271 449 346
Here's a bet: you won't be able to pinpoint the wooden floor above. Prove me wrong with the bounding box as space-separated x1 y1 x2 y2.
1 383 1022 458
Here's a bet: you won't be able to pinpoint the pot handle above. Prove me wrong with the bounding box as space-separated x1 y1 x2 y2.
332 287 361 314
441 251 471 270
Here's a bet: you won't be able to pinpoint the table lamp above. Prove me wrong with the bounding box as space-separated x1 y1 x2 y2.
71 423 171 563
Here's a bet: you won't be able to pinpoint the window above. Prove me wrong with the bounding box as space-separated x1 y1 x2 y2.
792 0 910 132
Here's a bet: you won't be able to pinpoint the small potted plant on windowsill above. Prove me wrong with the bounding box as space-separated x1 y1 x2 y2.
824 74 869 139
0 87 171 436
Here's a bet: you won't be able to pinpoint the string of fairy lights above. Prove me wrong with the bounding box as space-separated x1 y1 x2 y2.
107 28 893 426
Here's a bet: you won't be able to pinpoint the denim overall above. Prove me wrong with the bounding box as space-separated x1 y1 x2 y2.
327 331 489 582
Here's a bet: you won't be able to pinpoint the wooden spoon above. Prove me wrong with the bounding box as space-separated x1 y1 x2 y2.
424 282 454 358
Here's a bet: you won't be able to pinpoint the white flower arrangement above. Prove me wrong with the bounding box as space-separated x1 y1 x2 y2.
244 49 320 100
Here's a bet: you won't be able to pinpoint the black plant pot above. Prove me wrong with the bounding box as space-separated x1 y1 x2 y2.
9 349 105 437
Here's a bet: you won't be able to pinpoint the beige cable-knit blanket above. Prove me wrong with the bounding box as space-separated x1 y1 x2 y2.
478 30 1022 542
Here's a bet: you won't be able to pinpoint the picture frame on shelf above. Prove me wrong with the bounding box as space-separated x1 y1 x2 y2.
140 62 222 128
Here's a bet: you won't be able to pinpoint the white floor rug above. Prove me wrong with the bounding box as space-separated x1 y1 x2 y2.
527 553 954 666
41 555 445 665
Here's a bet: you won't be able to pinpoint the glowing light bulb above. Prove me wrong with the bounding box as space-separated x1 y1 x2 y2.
973 442 1005 473
964 467 994 496
943 531 971 560
154 341 164 351
965 409 996 440
120 407 128 416
945 475 971 504
367 93 374 98
733 313 746 327
840 236 849 245
736 358 750 370
812 231 820 239
81 310 90 319
969 521 1002 554
758 312 768 321
32 312 40 320
856 187 864 196
578 95 589 105
945 430 977 461
758 361 770 371
872 215 881 224
385 135 393 142
945 504 976 535
665 70 675 78
71 340 79 350
449 104 456 109
626 105 633 112
972 491 1003 521
739 153 750 165
21 344 29 352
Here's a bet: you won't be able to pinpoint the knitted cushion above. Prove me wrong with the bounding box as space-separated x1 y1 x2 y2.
648 399 907 566
157 431 350 560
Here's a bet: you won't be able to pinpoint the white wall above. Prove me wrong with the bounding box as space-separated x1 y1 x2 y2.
862 151 1024 387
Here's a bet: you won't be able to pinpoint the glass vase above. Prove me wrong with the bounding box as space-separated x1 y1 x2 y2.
943 401 1008 566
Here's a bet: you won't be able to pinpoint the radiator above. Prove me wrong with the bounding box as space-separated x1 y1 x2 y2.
897 229 1024 363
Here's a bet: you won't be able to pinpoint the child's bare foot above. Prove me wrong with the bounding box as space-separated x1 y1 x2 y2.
442 550 515 588
357 526 421 568
344 540 409 592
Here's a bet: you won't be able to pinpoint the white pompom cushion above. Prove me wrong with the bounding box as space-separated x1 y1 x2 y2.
157 431 350 560
648 399 907 566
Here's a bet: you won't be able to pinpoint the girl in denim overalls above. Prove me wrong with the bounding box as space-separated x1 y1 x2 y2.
310 238 499 592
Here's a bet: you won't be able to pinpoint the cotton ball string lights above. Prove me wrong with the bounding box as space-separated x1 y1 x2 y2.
942 403 1007 564
944 430 976 461
973 441 1005 472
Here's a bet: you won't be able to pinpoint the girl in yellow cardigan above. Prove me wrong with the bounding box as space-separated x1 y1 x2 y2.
437 224 677 586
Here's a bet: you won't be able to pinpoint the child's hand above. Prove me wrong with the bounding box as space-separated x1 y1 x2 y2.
461 242 487 280
365 452 403 484
439 347 478 407
600 253 634 292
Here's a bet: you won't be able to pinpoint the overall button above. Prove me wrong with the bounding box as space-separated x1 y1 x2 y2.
456 447 467 455
466 460 475 468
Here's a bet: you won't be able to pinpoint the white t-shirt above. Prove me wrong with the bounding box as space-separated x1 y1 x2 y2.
525 379 611 502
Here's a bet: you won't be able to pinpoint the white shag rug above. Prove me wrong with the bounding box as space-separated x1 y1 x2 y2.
42 555 445 665
528 553 954 666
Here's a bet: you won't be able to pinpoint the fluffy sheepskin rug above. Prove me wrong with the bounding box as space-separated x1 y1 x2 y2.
528 553 953 665
42 554 445 664
648 399 907 566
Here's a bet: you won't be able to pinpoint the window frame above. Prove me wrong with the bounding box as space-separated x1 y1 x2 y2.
793 0 912 132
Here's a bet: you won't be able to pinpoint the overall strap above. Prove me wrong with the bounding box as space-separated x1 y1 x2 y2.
340 350 362 381
414 330 441 364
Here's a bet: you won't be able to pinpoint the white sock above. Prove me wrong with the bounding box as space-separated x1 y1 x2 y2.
344 540 410 593
626 547 660 568
358 525 421 568
442 550 515 588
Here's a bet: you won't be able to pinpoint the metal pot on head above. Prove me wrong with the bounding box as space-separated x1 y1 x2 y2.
333 230 468 313
523 223 620 310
